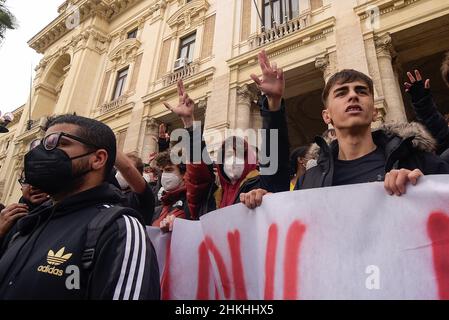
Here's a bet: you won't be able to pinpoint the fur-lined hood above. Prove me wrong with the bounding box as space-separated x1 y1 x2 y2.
375 122 436 152
306 122 437 161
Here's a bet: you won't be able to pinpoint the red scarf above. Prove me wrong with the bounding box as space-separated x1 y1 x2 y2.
160 185 187 206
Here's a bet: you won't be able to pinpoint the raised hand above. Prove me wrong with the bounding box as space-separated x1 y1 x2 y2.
404 70 431 102
148 152 158 163
163 79 195 128
159 123 169 141
250 50 285 111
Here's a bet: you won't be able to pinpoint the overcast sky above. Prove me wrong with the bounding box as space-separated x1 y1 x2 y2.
0 0 62 114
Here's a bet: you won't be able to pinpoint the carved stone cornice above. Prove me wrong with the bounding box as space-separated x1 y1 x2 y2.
108 38 141 65
35 27 110 77
29 0 141 54
355 0 423 21
149 0 167 16
166 0 210 30
8 107 24 127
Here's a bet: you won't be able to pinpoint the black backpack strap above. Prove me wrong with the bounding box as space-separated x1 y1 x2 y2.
82 204 140 270
82 204 143 299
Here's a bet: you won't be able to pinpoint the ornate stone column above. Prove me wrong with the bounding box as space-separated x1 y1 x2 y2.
315 52 337 83
315 52 337 129
141 118 160 163
375 33 407 123
236 84 258 130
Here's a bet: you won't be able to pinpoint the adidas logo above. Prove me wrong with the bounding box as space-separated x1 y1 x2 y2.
37 247 73 277
47 247 72 266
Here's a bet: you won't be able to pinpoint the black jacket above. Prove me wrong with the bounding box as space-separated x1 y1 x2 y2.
122 183 155 226
0 183 160 300
18 196 48 212
259 98 290 193
107 169 156 225
300 122 449 189
411 91 449 155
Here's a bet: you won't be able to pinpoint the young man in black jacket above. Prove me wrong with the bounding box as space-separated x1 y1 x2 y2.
240 55 449 208
0 114 160 300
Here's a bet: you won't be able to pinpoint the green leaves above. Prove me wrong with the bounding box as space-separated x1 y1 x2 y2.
0 0 17 43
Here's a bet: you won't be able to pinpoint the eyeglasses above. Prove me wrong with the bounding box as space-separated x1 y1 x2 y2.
41 132 100 151
29 139 41 151
18 170 26 186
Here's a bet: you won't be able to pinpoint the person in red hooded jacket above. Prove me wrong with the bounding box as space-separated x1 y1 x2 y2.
151 151 191 231
163 61 290 218
179 134 262 219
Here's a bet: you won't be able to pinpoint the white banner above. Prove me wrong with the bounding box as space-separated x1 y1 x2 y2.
148 175 449 300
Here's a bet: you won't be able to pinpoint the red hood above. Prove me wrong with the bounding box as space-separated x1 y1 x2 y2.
215 136 258 208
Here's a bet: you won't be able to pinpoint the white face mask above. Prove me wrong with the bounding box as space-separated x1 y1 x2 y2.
223 156 245 182
115 171 129 190
143 173 152 183
161 172 182 191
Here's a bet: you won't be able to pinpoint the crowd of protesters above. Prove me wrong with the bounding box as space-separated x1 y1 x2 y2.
0 49 448 300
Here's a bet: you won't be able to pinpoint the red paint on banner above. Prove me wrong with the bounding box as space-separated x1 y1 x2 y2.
205 236 231 299
427 211 449 300
195 221 307 300
215 284 219 300
228 231 248 300
196 241 210 299
264 224 278 300
161 239 171 300
283 221 306 300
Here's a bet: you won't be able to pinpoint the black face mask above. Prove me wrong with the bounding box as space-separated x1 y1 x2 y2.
24 144 94 195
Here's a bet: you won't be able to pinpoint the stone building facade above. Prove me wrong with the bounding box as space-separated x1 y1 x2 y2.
1 0 448 204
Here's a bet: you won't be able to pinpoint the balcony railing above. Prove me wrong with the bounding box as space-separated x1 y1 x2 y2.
250 13 312 48
99 95 128 114
163 62 199 87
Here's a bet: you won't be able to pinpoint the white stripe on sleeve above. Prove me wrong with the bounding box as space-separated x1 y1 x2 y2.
113 216 133 300
132 220 147 300
123 217 141 300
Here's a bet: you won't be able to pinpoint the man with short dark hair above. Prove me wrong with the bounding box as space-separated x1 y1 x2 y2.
240 54 449 208
0 114 160 300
